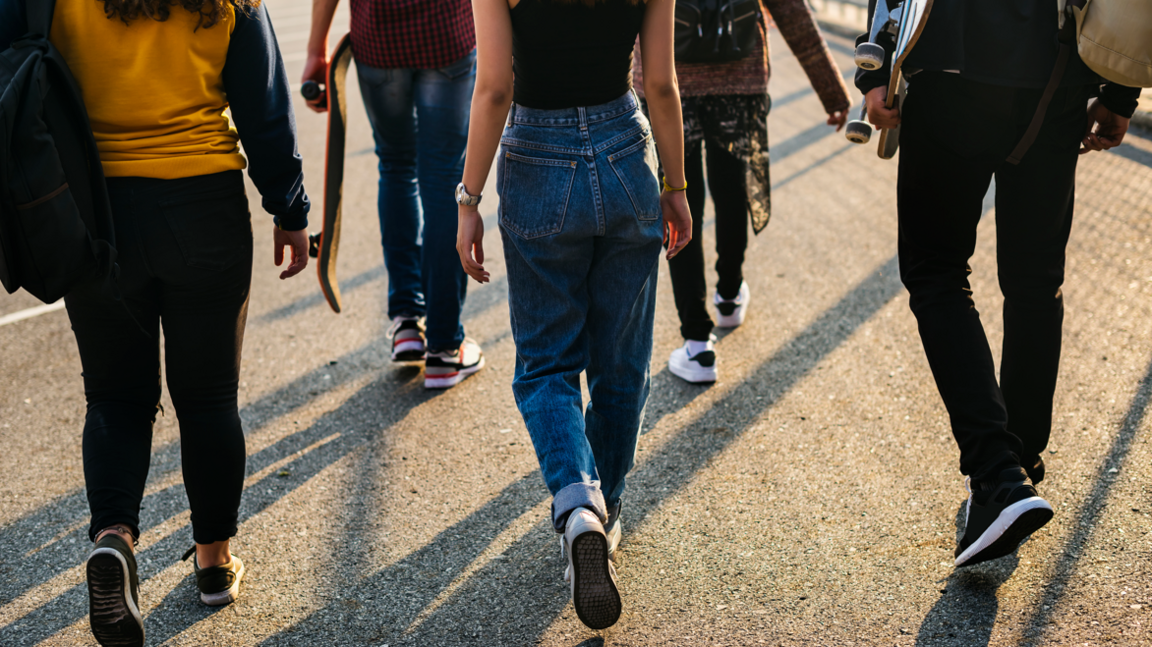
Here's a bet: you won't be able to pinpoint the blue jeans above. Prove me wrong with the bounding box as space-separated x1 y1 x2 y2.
497 92 664 532
357 51 475 351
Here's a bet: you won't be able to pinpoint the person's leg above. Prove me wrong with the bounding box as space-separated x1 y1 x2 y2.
666 139 712 341
994 85 1088 477
356 62 425 320
413 50 476 351
497 113 605 530
704 136 749 301
898 73 1021 482
65 178 162 545
143 172 253 568
584 210 663 513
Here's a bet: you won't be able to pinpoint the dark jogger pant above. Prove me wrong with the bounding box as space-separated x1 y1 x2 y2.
667 137 750 342
897 72 1089 482
65 171 253 544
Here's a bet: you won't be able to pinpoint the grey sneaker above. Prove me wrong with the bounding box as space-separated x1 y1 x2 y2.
86 532 144 647
562 507 621 629
181 546 246 606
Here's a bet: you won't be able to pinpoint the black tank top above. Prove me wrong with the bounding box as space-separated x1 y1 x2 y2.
510 0 646 110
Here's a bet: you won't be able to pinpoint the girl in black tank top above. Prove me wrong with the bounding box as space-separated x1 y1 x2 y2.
454 0 690 630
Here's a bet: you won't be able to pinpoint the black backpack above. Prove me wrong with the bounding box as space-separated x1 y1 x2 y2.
0 0 117 304
674 0 763 64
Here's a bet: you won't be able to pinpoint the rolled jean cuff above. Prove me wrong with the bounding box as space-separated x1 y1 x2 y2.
550 482 606 533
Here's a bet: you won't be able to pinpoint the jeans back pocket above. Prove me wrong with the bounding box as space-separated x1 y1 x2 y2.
160 187 252 272
607 136 661 221
498 151 578 240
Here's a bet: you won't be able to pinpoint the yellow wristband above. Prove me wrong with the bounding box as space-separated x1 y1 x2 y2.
663 177 687 192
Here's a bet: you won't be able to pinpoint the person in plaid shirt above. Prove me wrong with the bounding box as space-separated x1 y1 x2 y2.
304 0 485 389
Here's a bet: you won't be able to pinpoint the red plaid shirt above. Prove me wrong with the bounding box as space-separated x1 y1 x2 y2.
350 0 476 70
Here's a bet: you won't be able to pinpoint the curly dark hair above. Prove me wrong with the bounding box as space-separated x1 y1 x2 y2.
98 0 262 30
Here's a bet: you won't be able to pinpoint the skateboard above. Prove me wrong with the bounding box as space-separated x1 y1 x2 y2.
300 33 354 313
844 0 933 159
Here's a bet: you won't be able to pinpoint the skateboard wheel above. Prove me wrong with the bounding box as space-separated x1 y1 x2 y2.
854 42 886 71
308 233 321 259
301 80 322 101
845 120 873 145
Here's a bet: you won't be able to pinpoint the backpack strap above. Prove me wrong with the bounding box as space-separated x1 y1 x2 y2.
26 0 58 37
1005 2 1083 165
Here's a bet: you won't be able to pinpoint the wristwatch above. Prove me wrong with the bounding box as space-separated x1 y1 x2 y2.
455 182 482 207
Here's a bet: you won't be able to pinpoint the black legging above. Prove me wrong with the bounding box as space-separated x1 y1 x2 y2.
65 171 253 544
667 137 750 341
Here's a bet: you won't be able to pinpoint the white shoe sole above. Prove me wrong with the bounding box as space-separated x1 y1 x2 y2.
87 547 143 647
424 356 485 389
200 558 245 606
954 497 1053 567
391 339 426 362
668 354 717 383
715 309 746 328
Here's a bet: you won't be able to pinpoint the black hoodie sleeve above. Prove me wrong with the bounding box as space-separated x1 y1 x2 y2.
223 4 310 231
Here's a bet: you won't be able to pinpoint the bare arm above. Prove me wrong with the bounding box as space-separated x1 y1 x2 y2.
456 0 515 283
639 0 692 259
302 0 341 113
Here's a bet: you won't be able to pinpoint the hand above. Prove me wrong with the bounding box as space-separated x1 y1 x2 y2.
661 190 692 260
457 207 489 283
302 52 329 114
274 227 309 279
864 86 901 130
827 109 849 132
1080 99 1129 155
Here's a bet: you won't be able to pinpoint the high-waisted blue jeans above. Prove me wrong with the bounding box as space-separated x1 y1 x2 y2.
497 92 664 532
357 51 475 351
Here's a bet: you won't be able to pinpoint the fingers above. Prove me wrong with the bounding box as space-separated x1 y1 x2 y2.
458 246 489 283
274 235 285 267
305 98 328 114
278 235 309 280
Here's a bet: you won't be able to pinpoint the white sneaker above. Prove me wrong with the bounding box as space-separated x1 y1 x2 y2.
668 337 717 383
714 280 750 328
388 316 425 362
424 338 484 389
561 508 621 630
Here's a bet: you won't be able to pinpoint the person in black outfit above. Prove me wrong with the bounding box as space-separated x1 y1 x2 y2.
858 0 1140 568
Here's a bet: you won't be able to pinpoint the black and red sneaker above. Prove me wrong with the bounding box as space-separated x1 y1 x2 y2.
424 338 484 388
389 317 426 362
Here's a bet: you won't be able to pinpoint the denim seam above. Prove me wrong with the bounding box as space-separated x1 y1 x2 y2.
592 126 646 155
498 152 577 240
499 138 588 156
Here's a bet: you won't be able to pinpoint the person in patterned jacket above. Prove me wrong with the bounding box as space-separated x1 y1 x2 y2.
304 0 485 388
635 0 850 384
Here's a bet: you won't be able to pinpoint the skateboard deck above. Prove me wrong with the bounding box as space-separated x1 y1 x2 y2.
876 0 933 159
307 33 354 313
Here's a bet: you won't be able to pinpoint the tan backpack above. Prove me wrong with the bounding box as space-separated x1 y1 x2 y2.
1059 0 1152 88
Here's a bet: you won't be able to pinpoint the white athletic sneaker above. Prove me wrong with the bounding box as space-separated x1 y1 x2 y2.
424 338 484 389
714 280 750 328
388 316 425 362
561 508 621 630
668 337 718 383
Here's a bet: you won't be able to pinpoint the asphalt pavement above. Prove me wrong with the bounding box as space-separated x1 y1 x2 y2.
1 1 1151 645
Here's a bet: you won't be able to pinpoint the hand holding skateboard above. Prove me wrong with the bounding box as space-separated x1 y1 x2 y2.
301 51 330 113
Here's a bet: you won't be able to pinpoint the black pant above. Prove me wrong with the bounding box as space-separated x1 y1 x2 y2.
668 137 750 341
65 171 253 544
898 72 1088 482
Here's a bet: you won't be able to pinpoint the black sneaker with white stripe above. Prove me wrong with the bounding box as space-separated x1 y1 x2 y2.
954 467 1053 568
86 532 143 646
389 317 426 362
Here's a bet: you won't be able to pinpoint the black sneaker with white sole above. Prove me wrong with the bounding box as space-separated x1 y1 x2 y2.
86 533 144 647
181 546 246 606
389 317 426 362
563 507 622 630
424 338 484 389
954 467 1053 568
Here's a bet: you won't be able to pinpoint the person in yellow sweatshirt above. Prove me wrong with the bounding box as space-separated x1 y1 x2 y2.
0 1 311 645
